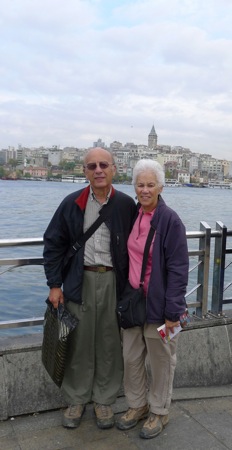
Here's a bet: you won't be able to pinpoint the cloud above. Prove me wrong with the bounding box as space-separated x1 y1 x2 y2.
0 0 232 160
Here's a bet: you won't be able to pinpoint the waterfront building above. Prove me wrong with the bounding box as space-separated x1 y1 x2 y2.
109 141 123 152
93 138 106 148
62 147 80 162
143 149 158 160
200 155 224 178
47 148 62 166
177 170 190 184
1 125 232 184
16 145 25 165
0 149 8 164
189 155 200 174
222 160 231 177
126 143 143 160
156 144 171 153
164 160 178 178
0 146 17 163
161 152 183 169
171 145 191 154
113 149 130 175
23 166 48 178
73 164 86 175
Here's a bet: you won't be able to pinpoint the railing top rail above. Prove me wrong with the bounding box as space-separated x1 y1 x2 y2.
1 231 231 248
0 318 44 329
0 238 44 247
1 224 232 330
187 230 232 239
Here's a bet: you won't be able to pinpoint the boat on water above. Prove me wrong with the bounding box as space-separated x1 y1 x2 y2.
183 183 208 188
165 180 182 187
208 182 232 189
61 176 88 183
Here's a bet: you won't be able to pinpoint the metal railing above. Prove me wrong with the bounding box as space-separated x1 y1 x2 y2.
0 221 232 330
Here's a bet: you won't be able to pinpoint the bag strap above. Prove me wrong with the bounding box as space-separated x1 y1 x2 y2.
139 226 155 286
64 196 115 264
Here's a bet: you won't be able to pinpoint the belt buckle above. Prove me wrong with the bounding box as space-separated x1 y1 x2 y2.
98 266 106 273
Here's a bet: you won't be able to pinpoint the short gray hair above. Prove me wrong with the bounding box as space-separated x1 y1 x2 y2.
132 159 165 186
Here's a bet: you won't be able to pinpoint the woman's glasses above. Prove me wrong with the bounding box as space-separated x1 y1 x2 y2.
84 161 114 171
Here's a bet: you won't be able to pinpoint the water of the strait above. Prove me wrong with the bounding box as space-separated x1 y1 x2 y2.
0 179 232 335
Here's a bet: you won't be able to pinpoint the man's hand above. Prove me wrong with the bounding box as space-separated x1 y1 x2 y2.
49 287 64 309
165 319 180 337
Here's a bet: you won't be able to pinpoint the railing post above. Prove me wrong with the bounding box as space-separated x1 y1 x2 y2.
196 222 211 317
211 221 227 314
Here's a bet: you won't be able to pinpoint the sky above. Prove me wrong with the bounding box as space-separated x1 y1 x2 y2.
1 0 232 160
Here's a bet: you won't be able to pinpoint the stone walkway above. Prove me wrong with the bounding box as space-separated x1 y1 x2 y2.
1 385 232 450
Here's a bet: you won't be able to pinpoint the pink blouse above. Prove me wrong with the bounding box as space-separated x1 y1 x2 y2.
128 207 156 294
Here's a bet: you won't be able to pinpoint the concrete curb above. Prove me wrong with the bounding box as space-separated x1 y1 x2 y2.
1 321 232 420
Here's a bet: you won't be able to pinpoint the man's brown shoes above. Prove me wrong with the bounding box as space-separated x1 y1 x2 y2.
62 404 86 428
94 403 115 429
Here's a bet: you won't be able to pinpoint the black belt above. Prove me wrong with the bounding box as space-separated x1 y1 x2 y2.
84 266 113 273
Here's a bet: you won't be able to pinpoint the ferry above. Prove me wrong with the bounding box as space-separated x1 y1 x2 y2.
208 181 232 189
61 176 88 183
165 179 182 187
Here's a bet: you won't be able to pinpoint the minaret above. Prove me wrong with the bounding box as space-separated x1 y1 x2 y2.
148 125 158 149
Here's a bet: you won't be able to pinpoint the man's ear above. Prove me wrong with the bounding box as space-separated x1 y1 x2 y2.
83 166 89 180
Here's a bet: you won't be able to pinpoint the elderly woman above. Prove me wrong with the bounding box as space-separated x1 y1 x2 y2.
116 159 189 440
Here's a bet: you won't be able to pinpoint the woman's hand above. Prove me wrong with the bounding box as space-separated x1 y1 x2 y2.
165 319 180 337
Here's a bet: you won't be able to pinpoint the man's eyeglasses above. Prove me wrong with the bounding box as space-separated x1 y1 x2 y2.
84 161 114 171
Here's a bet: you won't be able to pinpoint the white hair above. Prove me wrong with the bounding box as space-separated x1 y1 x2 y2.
132 159 165 186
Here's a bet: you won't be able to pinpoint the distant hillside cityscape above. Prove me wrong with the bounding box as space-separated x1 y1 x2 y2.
0 125 232 185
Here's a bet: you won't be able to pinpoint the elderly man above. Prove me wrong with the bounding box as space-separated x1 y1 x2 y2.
43 147 136 430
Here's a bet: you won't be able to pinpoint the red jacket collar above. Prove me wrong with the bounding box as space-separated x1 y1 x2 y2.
75 185 115 210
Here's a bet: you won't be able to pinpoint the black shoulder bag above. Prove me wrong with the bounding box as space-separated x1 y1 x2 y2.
116 226 155 329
